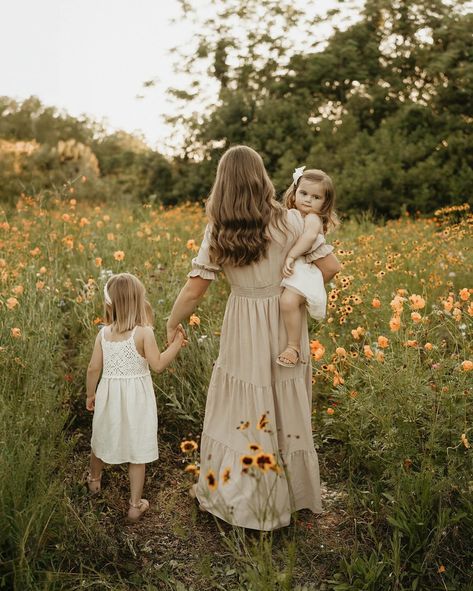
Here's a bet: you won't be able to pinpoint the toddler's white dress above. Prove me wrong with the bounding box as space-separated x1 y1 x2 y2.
281 233 334 319
91 326 158 464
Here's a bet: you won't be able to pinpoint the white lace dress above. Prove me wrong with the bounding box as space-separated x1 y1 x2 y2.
91 326 158 464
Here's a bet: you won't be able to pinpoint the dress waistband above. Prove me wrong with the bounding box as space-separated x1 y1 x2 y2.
231 284 282 298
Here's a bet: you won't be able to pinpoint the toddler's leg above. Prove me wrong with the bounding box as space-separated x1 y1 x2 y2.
278 288 306 366
88 451 104 493
127 463 149 522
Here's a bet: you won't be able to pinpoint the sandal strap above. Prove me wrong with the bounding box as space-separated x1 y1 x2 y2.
87 474 102 482
129 499 144 509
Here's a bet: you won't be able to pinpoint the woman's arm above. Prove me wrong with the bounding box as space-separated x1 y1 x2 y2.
314 253 341 284
166 276 212 343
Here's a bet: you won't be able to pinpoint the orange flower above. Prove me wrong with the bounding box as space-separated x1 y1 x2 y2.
255 453 276 472
257 413 270 430
249 443 262 452
377 335 389 348
438 565 446 574
206 470 217 491
409 294 426 310
461 360 473 372
30 247 41 256
113 250 125 261
363 345 374 359
390 295 405 314
371 298 381 308
459 288 469 301
442 297 454 312
39 266 47 274
326 407 335 415
240 454 255 469
310 339 325 360
12 285 24 296
11 327 21 338
222 467 231 483
189 314 200 326
468 302 473 317
333 372 344 386
6 297 19 310
95 257 103 267
389 316 401 332
36 280 45 290
376 351 385 362
335 346 347 358
411 312 422 323
405 340 418 348
424 342 433 351
351 326 365 340
184 464 199 476
186 239 199 251
180 440 198 453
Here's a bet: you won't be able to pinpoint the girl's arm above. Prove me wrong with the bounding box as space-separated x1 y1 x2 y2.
166 276 211 343
314 253 342 283
283 213 322 277
86 333 103 411
143 326 185 373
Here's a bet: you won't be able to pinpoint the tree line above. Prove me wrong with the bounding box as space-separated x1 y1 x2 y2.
0 0 471 216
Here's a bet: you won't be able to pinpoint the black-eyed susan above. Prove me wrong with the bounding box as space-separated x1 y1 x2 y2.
237 420 250 430
206 470 218 491
257 413 269 430
184 464 199 476
180 440 198 453
248 443 262 453
222 467 231 483
255 452 276 472
240 454 255 472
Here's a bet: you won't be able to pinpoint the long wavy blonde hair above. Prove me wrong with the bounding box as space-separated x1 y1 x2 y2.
284 168 340 233
104 273 153 333
206 145 288 266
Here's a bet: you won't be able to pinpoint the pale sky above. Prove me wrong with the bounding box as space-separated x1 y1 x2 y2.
1 0 363 154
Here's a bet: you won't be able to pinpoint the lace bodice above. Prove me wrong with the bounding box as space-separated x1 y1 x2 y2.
101 326 150 378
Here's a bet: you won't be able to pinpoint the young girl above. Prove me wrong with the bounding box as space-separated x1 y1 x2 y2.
277 167 339 367
85 272 185 523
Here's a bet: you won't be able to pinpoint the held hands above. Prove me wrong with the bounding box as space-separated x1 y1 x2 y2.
86 394 95 411
282 255 296 278
168 323 188 348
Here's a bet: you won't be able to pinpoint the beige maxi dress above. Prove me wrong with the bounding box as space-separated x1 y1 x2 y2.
190 208 327 530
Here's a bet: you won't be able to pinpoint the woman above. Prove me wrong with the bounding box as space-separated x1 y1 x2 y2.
167 146 340 530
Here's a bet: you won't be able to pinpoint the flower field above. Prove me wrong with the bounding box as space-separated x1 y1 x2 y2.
0 190 472 590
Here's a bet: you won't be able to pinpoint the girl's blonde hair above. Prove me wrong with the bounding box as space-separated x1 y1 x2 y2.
104 273 153 333
284 168 340 233
206 145 289 266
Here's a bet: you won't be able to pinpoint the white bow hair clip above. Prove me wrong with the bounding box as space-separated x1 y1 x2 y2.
293 166 306 186
104 282 112 305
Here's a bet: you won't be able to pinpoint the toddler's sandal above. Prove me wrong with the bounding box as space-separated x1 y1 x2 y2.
86 473 102 494
276 346 300 368
127 498 150 523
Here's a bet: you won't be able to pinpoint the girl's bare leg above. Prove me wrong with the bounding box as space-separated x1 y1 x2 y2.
88 452 105 492
278 288 306 364
127 463 149 521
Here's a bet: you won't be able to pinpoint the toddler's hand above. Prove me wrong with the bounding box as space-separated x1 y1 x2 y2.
283 256 295 278
173 327 188 348
86 394 95 411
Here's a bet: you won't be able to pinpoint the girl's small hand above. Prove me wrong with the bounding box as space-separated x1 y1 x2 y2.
283 256 295 277
173 328 188 348
86 395 95 411
167 322 186 345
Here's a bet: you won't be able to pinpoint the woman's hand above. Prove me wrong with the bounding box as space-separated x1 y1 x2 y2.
282 256 296 278
167 322 187 346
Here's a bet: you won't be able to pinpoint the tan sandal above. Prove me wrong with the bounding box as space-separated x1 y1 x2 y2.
127 498 150 523
276 346 300 368
86 473 102 494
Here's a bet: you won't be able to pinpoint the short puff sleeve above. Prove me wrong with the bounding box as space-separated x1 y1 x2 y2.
187 224 221 280
304 233 334 263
